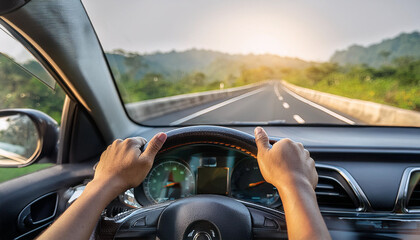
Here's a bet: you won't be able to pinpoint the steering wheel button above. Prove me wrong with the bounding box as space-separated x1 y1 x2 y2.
133 217 146 227
263 217 278 229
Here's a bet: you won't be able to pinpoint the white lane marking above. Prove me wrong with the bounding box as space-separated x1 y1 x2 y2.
282 102 290 109
274 84 283 100
282 85 356 125
170 88 265 125
293 114 305 124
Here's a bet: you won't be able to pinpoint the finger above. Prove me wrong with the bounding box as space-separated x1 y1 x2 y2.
126 137 147 149
133 137 148 152
304 149 310 158
143 132 167 159
297 142 304 149
254 127 270 154
133 137 147 146
312 163 318 189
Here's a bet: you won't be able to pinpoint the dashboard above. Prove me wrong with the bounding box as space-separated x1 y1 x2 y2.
104 126 420 240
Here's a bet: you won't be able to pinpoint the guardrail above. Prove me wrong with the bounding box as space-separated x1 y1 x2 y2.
281 80 420 127
126 82 266 122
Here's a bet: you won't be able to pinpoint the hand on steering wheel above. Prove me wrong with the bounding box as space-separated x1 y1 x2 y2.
94 133 167 199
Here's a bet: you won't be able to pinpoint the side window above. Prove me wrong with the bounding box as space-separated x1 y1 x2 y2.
0 26 65 183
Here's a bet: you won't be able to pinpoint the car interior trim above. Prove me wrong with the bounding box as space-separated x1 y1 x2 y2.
14 222 52 240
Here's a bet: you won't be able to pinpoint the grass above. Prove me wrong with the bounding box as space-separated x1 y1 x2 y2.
0 163 54 183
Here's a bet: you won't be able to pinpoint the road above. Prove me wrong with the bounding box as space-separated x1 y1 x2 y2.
142 82 362 126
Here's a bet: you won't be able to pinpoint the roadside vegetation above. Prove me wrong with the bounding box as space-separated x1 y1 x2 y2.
114 64 278 103
282 56 420 111
0 163 53 183
0 54 65 123
108 50 295 103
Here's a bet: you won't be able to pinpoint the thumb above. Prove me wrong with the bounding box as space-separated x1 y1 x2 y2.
143 132 167 159
254 127 270 154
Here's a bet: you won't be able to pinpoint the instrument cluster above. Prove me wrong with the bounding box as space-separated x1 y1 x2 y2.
123 144 281 208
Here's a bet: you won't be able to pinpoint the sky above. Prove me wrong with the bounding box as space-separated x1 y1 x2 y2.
1 1 419 63
0 25 33 62
82 0 420 61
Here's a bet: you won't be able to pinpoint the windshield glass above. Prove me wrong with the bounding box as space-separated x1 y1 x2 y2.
83 0 420 127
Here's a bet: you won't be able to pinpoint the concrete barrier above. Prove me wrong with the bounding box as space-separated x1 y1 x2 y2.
126 82 266 122
281 80 420 127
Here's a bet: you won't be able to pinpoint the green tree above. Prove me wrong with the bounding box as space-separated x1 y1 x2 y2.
125 52 147 80
0 54 64 122
392 57 420 85
304 63 339 84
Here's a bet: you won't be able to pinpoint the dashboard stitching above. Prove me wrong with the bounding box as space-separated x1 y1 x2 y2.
160 141 257 158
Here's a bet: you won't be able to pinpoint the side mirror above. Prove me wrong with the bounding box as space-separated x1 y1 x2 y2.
0 109 58 167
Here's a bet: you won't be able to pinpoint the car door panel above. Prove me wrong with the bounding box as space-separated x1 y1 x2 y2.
0 163 94 239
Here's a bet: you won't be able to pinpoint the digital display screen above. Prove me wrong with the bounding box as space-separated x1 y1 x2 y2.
197 167 229 195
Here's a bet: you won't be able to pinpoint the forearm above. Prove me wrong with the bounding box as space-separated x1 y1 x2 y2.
37 179 119 240
278 182 331 240
37 134 165 240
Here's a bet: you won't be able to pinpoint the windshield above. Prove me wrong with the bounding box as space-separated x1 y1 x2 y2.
83 0 420 127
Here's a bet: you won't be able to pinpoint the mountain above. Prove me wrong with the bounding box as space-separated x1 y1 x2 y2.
105 49 311 82
330 31 420 68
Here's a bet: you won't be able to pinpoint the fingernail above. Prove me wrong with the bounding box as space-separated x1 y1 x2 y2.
157 132 167 142
255 127 262 135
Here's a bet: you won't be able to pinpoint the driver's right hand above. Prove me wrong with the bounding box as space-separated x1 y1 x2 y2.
254 127 317 196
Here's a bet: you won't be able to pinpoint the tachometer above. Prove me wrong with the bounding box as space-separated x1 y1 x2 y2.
143 160 195 203
231 158 280 206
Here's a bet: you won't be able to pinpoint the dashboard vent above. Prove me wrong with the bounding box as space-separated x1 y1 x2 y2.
406 170 420 210
315 167 360 211
407 183 420 208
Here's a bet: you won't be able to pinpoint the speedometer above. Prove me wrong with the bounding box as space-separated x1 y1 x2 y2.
143 160 195 203
231 158 280 206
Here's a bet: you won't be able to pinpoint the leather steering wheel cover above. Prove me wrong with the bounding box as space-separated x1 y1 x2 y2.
157 125 258 158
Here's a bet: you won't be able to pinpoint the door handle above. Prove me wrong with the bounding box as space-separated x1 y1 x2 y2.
17 192 58 231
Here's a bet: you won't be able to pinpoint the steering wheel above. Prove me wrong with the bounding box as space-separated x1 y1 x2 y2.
97 126 286 240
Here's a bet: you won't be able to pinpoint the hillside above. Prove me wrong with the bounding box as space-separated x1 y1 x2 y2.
105 49 311 82
330 31 420 67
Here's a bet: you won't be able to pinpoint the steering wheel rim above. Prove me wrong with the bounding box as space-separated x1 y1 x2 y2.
144 125 259 159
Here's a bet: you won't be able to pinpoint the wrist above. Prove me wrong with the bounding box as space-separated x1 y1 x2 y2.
275 178 316 201
85 177 126 202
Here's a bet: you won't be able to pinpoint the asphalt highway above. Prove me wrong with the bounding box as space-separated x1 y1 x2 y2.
142 82 362 126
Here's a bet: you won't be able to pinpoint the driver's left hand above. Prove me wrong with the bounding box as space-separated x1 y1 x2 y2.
93 132 167 198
